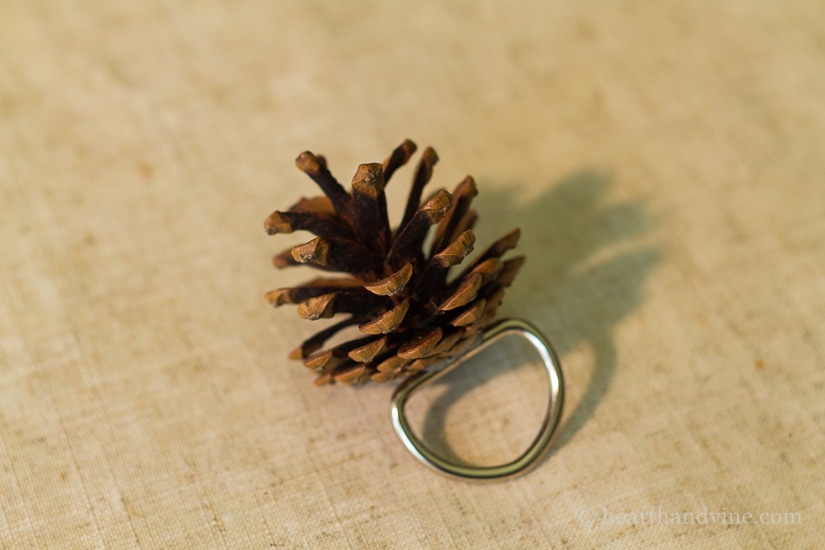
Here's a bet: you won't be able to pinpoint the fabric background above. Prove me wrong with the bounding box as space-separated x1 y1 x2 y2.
1 1 823 548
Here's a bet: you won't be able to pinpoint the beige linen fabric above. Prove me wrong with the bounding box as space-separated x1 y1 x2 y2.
1 1 823 548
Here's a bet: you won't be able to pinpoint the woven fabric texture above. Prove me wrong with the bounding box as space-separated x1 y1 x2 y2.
1 1 823 548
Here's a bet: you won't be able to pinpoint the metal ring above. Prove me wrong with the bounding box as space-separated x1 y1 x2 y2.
390 318 565 481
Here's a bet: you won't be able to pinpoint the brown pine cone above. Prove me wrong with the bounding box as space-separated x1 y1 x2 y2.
265 140 524 385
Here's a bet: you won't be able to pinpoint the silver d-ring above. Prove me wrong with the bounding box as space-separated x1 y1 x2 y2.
390 318 565 481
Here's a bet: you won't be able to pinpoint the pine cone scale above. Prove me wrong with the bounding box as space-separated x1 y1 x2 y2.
386 189 451 268
399 147 438 230
382 139 417 185
350 163 391 250
294 152 351 218
363 264 413 296
358 300 410 335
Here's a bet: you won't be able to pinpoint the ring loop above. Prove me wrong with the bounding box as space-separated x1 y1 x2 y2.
390 318 565 481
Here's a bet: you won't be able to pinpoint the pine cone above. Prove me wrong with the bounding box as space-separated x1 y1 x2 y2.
265 140 524 385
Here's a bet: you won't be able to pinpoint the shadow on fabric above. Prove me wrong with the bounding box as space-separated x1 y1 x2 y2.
411 168 661 467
